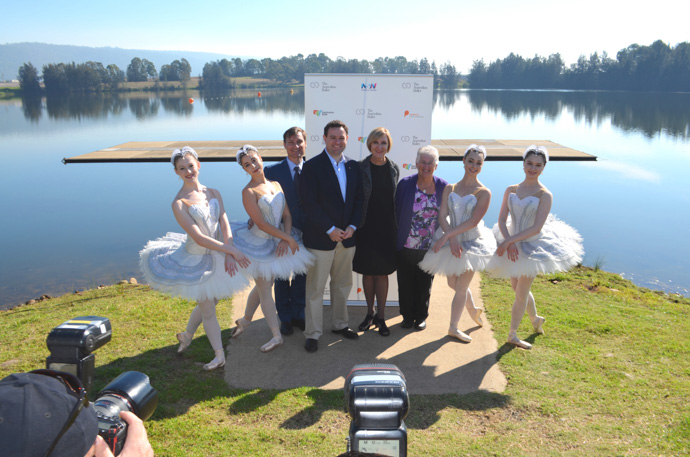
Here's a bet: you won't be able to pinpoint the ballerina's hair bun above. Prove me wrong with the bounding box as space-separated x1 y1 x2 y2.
236 144 259 165
171 146 198 165
464 144 487 159
523 145 549 163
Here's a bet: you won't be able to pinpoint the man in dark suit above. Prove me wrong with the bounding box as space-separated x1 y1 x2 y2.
263 127 307 336
300 120 363 353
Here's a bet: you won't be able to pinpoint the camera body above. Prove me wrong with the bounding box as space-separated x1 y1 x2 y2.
345 364 409 457
45 316 157 456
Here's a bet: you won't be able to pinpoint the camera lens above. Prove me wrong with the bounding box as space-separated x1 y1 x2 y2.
96 371 158 420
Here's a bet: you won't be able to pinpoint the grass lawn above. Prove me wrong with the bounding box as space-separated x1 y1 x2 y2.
1 267 688 456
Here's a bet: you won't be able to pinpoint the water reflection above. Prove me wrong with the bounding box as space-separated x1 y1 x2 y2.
463 90 690 139
202 88 304 114
21 88 688 140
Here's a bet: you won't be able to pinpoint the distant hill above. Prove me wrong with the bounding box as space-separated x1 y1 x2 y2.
0 42 249 81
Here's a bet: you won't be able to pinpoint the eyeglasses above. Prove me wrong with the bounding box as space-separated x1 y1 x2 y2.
30 369 89 457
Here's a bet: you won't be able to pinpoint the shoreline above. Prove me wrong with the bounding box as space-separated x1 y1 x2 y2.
3 269 688 313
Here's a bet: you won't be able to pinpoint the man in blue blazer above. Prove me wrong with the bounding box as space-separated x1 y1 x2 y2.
300 120 363 353
264 127 307 336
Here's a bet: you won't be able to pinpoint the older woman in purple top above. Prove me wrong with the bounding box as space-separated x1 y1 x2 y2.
395 145 448 330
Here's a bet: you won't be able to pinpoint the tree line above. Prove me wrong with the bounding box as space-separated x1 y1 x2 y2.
18 57 192 94
199 54 460 89
468 40 689 92
16 40 690 94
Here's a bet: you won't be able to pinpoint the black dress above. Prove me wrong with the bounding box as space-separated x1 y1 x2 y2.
353 161 397 275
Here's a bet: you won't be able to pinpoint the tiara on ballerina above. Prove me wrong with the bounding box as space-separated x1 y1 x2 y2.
170 146 198 165
464 144 487 159
523 145 549 162
236 144 259 164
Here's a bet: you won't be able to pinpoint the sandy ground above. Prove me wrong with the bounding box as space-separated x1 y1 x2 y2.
224 274 507 395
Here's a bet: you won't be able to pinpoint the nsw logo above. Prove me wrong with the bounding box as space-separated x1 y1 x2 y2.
361 83 377 91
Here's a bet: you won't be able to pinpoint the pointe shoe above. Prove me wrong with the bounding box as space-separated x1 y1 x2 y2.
176 332 192 353
448 327 472 343
531 316 546 334
260 336 283 353
231 317 251 338
507 334 532 350
469 308 484 327
203 354 226 371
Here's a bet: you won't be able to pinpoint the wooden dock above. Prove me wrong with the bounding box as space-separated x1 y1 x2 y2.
62 139 595 163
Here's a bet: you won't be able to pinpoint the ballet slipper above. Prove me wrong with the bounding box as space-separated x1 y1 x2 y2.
260 336 283 353
531 316 546 334
203 350 226 371
507 334 532 350
231 317 251 338
448 327 472 343
469 308 484 327
176 332 193 353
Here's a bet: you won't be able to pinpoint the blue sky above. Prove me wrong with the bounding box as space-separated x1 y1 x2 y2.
4 0 688 72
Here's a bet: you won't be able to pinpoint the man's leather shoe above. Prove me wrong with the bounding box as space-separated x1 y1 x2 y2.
305 338 318 353
400 319 414 329
414 320 427 330
280 321 294 336
331 327 359 339
291 318 306 331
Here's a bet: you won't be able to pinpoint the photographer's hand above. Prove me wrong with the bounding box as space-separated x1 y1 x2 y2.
92 411 154 457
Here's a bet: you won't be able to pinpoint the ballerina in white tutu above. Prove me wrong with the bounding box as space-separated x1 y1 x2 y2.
419 145 496 343
140 146 251 371
230 145 315 352
488 145 584 349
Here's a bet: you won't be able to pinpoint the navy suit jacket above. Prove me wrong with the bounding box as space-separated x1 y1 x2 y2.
264 158 304 230
299 150 363 251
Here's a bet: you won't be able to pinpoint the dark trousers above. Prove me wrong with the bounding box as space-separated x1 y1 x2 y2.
275 273 306 323
396 248 434 323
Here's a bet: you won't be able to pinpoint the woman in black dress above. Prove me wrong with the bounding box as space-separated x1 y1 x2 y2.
353 127 400 336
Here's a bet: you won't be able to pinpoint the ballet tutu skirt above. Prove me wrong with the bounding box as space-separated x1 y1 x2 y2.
230 192 315 280
419 192 496 276
487 193 584 278
139 198 250 302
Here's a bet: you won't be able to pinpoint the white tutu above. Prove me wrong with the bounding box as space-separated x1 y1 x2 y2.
230 192 315 280
487 193 584 278
419 193 496 276
139 199 250 302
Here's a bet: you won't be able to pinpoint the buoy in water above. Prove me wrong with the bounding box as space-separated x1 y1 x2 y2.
257 91 262 97
189 98 194 104
290 89 294 94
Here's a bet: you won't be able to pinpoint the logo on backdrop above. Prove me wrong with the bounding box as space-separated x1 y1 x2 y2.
358 136 367 143
321 82 336 92
313 109 334 117
402 163 417 170
361 83 377 91
367 109 382 119
355 108 365 115
401 82 412 89
400 135 426 146
310 135 321 142
403 110 423 119
310 82 320 88
413 82 429 93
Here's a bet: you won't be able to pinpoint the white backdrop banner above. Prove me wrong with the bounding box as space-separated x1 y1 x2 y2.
304 74 434 304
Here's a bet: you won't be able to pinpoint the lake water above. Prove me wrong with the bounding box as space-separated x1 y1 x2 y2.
2 88 689 309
